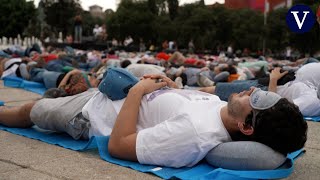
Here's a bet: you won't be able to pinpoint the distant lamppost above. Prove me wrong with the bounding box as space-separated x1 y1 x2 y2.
263 0 269 56
38 4 46 40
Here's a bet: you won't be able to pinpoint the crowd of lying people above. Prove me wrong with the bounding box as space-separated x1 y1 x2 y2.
0 44 313 168
1 44 319 117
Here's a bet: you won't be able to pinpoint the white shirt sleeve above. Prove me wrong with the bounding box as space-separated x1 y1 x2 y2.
293 94 320 116
136 113 214 168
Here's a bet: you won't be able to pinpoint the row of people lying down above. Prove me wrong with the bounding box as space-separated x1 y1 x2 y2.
2 44 313 86
0 73 307 168
125 60 320 117
0 56 102 96
199 63 320 117
1 52 320 118
0 54 248 98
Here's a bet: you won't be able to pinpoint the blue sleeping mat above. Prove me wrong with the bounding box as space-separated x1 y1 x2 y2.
0 124 303 180
3 76 46 95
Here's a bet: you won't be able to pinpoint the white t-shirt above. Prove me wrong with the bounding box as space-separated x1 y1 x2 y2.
93 27 101 36
295 62 320 89
277 81 320 116
82 89 231 167
1 58 22 78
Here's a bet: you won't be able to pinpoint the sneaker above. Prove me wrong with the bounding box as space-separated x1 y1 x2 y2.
175 77 184 89
197 74 214 87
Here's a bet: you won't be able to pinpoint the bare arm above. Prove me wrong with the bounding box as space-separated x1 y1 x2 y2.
268 67 288 93
108 78 167 161
198 86 216 94
0 58 7 77
58 69 81 88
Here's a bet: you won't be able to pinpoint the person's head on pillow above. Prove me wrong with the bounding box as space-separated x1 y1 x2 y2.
227 88 308 155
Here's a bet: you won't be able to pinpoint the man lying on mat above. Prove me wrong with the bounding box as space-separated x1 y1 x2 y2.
0 74 307 168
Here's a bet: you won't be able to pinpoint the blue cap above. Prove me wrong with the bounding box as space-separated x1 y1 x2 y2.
98 67 139 100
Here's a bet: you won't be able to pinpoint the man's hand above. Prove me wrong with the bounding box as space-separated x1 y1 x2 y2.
109 77 167 162
270 67 288 81
133 77 167 95
268 67 287 93
143 74 178 89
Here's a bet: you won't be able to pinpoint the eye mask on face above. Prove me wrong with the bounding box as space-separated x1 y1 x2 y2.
250 88 282 110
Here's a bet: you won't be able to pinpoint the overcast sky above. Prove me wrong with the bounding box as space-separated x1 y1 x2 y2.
29 0 225 11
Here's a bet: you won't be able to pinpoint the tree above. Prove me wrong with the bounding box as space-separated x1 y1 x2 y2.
199 0 205 6
266 8 289 52
0 0 36 37
175 3 216 49
148 0 158 15
229 9 264 51
167 0 179 20
43 0 82 38
108 0 155 42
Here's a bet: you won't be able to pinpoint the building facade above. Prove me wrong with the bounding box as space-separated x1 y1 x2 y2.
89 5 104 18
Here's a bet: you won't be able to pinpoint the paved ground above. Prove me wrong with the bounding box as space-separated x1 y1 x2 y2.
0 80 319 179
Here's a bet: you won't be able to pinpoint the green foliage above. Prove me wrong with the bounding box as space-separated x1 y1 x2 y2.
43 0 82 37
266 8 289 51
108 0 155 41
199 0 205 6
148 0 158 15
228 9 264 50
0 0 36 37
168 0 179 20
1 0 319 55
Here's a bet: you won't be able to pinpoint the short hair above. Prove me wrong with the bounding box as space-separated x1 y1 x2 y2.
121 60 131 68
250 98 307 155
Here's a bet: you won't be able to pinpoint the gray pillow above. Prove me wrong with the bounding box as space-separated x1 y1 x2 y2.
205 141 286 170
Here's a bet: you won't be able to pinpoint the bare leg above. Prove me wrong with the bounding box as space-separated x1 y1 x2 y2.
0 102 36 128
168 51 179 63
0 58 9 77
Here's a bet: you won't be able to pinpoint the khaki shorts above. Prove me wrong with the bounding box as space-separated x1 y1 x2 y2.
30 89 97 140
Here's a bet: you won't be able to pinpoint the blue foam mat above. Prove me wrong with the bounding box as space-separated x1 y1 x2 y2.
0 101 4 106
304 116 320 122
0 124 303 180
96 136 303 180
3 76 47 95
0 125 97 150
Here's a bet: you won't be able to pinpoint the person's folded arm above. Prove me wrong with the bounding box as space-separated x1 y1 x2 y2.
108 78 167 161
58 69 81 88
